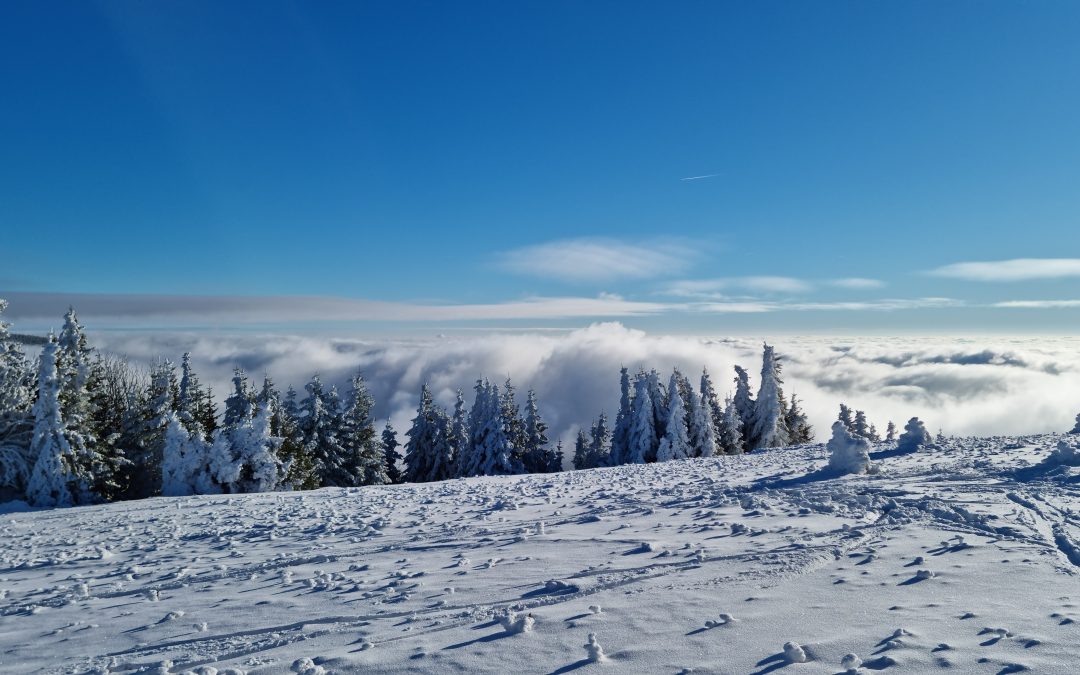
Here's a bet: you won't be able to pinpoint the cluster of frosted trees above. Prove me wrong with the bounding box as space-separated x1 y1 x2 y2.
571 343 814 470
402 380 563 482
0 302 394 507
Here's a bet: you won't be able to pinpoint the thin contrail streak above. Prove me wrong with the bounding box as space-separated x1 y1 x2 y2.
680 173 720 182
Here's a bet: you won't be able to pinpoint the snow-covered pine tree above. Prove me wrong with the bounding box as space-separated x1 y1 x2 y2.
1070 413 1080 435
867 423 880 442
587 412 610 468
462 378 490 478
610 367 633 466
0 299 33 495
26 340 87 507
572 429 590 470
551 439 565 472
341 372 386 486
405 384 439 483
718 396 744 454
222 367 256 429
749 343 791 450
897 417 932 453
732 365 755 451
826 420 872 475
522 389 553 473
700 367 724 445
646 369 668 448
476 380 523 476
448 390 469 477
686 376 717 458
501 378 527 469
177 353 207 439
784 394 813 444
381 421 403 483
198 385 219 441
129 360 177 499
83 354 138 500
885 421 897 442
300 375 351 487
627 373 657 464
838 403 855 433
230 403 285 493
657 372 692 462
277 385 316 489
852 410 870 439
161 411 214 496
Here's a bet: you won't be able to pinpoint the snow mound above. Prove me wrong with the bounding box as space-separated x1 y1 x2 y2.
827 421 873 475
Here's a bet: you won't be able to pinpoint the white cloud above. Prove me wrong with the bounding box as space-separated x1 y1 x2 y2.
928 258 1080 282
993 300 1080 309
495 237 699 282
695 297 960 314
87 325 1080 450
663 276 813 298
827 277 885 290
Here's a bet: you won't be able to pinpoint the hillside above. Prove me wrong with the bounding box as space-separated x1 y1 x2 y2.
2 436 1079 674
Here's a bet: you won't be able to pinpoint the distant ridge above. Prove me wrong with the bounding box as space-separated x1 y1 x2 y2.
10 333 46 346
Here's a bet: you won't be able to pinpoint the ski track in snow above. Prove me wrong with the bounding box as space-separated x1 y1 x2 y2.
2 436 1080 674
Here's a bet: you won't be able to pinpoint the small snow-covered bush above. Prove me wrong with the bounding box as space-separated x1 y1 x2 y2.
1049 438 1080 467
827 421 872 475
896 417 931 453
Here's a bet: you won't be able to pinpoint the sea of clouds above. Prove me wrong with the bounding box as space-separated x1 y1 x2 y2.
84 323 1080 448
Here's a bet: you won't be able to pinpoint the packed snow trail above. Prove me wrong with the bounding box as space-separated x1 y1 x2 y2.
1 435 1079 674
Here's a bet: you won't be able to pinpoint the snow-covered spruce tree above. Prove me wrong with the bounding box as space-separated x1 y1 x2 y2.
718 396 744 455
128 360 177 499
0 299 33 495
1070 413 1080 435
299 375 350 487
853 410 870 439
732 365 755 451
84 354 140 500
784 394 813 444
610 367 633 466
161 411 214 496
522 389 554 473
838 403 855 433
474 380 523 476
449 386 470 477
197 385 219 441
551 439 565 472
896 417 931 453
657 372 692 462
884 421 897 443
341 372 387 486
627 372 657 464
826 420 873 475
205 403 285 493
26 341 88 507
572 429 590 470
700 367 724 446
867 423 880 442
275 385 317 489
687 377 717 458
500 378 528 470
587 412 611 468
646 369 668 445
222 367 256 429
177 353 207 439
749 343 791 450
381 421 403 484
404 384 447 482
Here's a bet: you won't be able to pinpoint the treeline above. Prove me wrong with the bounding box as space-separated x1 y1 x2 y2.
402 343 815 477
1 298 831 509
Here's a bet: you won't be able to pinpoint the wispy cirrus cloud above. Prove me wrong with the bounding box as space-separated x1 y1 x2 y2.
697 297 960 314
827 277 885 290
993 299 1080 309
928 258 1080 282
495 237 701 283
663 276 885 298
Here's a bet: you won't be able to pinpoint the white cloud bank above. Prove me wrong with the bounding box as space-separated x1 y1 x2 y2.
929 258 1080 282
90 324 1080 450
495 237 700 282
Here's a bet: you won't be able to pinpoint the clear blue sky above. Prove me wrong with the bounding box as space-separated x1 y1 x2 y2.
2 1 1080 333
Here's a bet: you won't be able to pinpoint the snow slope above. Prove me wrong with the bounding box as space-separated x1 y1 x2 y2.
2 436 1079 674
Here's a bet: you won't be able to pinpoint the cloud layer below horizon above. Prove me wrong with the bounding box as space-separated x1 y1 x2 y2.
85 324 1080 449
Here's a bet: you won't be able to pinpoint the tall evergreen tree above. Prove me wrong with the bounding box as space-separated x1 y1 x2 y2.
587 412 611 468
627 373 657 464
404 384 454 482
127 360 176 498
610 367 633 466
381 421 403 484
0 299 32 493
853 410 870 439
700 367 724 444
26 341 88 507
784 394 814 444
748 344 791 450
448 390 469 477
300 375 350 487
522 389 553 473
572 429 590 471
278 385 316 489
500 378 527 468
884 421 897 443
341 372 386 486
222 368 256 429
646 369 668 446
838 403 855 433
718 396 744 455
686 375 717 458
732 365 755 451
657 372 692 462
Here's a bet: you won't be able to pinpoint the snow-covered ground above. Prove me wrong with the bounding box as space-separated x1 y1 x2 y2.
3 437 1080 674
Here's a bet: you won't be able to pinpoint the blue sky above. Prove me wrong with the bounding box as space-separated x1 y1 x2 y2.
2 1 1080 333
